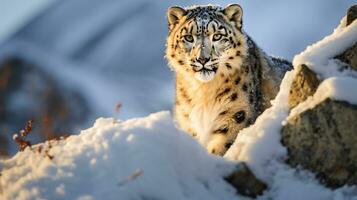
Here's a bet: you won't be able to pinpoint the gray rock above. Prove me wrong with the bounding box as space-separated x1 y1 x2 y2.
335 5 357 70
288 64 320 109
335 42 357 70
281 99 357 188
282 5 357 189
347 5 357 26
225 163 267 198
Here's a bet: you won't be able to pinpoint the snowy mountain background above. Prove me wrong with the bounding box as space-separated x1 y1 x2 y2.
0 0 353 156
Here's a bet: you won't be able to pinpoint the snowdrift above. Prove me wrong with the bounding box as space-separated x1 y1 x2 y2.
0 112 239 200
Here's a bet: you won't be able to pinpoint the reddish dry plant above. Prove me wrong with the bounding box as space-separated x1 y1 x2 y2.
12 120 71 160
44 149 54 160
118 169 143 187
34 142 53 160
113 102 123 123
115 102 122 113
40 134 71 160
42 114 59 140
13 120 33 151
20 120 33 137
12 134 31 151
37 145 43 154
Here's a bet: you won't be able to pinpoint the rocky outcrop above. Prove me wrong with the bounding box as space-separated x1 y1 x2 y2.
282 6 357 189
225 163 267 198
346 5 357 26
335 5 357 70
0 57 91 156
336 43 357 71
282 99 357 188
288 64 320 109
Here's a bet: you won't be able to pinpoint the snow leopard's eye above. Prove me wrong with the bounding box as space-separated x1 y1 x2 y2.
212 34 223 41
183 35 194 43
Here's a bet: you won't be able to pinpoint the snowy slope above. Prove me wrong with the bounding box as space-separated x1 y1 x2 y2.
0 112 239 200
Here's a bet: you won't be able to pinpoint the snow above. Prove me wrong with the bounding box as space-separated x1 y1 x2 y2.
288 15 357 120
293 16 357 79
288 77 357 121
0 112 239 200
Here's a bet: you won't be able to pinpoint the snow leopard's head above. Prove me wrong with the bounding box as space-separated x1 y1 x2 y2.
166 4 247 83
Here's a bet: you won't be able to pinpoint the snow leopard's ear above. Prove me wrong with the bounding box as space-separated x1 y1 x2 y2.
167 6 186 30
223 4 243 29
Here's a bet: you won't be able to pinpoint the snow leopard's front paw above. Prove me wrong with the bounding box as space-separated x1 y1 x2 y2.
207 134 230 156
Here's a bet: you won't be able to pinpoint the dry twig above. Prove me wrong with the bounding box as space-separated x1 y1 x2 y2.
118 169 143 187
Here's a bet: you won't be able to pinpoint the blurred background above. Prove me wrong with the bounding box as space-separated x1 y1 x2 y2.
0 0 353 156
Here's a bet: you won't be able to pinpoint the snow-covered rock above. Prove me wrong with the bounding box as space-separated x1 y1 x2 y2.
288 64 320 108
282 98 357 188
281 8 357 189
224 7 357 199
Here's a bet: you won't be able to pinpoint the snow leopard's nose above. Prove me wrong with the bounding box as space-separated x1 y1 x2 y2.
197 57 209 65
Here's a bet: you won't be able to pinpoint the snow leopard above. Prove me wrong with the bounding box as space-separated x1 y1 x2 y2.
166 4 292 155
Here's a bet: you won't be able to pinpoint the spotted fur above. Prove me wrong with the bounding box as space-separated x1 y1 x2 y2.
166 4 292 155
